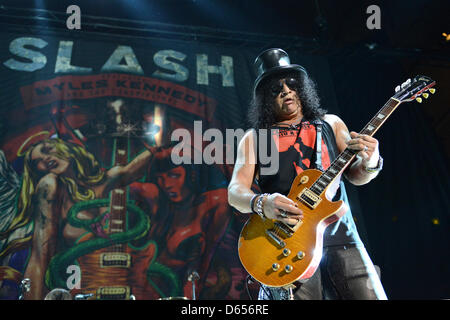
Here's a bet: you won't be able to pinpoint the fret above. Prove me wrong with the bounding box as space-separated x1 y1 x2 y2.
107 137 129 252
361 99 401 137
323 172 334 180
328 167 338 174
310 148 357 195
316 180 327 188
336 158 346 165
307 97 401 195
320 175 332 185
309 185 322 194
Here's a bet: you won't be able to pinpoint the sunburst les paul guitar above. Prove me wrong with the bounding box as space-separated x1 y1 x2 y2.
238 75 436 288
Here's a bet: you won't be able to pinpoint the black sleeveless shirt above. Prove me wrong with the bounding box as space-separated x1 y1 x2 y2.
256 119 362 247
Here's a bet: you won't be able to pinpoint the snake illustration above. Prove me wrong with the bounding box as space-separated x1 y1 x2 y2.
45 198 181 297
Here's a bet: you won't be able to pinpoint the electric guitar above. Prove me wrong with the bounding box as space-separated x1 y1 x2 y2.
238 75 436 288
46 100 158 299
73 101 158 299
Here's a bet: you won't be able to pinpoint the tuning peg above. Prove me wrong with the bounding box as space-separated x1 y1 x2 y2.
422 93 429 99
416 97 423 103
429 88 436 94
395 85 401 93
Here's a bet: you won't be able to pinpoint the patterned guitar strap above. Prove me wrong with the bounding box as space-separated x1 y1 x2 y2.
312 119 323 171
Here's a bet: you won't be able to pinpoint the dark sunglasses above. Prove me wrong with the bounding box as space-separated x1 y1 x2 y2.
269 78 299 97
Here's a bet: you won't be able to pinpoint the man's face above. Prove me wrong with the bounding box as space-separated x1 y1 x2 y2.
271 78 302 119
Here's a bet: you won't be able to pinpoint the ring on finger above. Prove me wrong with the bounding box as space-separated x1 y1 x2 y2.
279 210 288 218
363 145 368 152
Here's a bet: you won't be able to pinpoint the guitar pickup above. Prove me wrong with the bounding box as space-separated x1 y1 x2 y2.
96 286 130 300
297 188 322 209
100 253 131 268
265 230 286 248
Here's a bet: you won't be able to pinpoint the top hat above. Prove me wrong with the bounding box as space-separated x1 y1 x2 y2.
253 48 307 94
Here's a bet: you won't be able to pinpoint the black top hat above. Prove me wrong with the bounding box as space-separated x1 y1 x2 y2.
253 48 307 94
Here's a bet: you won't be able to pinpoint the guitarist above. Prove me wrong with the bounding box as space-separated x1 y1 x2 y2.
228 48 387 300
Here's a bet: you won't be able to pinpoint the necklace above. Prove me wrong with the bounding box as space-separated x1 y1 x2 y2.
276 121 302 130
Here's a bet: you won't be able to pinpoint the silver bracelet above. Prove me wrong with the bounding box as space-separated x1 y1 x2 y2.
255 193 270 218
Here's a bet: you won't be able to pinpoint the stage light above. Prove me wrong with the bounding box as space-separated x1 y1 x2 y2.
442 33 450 42
365 43 378 50
431 218 440 225
143 105 164 147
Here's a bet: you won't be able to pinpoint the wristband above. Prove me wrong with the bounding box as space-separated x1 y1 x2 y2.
364 155 383 173
255 193 269 219
250 194 259 214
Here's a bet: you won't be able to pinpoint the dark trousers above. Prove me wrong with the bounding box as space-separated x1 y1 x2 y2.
258 244 387 300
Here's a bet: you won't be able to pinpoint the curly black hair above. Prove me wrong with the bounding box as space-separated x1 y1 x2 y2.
247 71 327 129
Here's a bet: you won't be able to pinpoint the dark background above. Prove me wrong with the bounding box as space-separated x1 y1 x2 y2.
0 0 449 299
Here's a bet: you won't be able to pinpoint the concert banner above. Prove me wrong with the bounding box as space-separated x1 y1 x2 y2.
0 27 261 300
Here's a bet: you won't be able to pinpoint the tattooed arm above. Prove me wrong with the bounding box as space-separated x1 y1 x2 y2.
23 173 59 300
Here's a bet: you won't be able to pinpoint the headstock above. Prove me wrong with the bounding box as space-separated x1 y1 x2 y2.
105 98 143 138
393 75 436 103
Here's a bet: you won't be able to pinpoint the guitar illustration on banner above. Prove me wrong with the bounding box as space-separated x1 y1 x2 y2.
45 100 179 299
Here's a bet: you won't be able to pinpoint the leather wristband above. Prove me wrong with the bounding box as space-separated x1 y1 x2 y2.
250 194 259 214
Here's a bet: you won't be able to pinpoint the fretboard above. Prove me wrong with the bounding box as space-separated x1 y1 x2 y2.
309 98 401 195
108 137 128 251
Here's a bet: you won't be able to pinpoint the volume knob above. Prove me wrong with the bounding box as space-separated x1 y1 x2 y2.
285 265 293 273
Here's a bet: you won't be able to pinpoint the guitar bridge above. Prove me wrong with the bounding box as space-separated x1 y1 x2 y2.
100 253 131 268
96 286 130 300
297 188 322 209
273 222 294 237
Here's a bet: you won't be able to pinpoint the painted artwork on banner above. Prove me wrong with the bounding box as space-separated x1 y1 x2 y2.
0 34 254 300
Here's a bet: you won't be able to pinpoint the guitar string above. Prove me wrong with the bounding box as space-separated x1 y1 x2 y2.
309 99 397 196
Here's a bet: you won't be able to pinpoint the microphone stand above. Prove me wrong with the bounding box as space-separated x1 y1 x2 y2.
18 278 31 300
187 271 200 300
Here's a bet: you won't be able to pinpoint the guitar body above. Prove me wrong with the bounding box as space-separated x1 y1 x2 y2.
70 232 158 300
238 169 347 287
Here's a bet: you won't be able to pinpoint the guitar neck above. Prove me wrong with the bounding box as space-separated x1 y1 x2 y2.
359 98 401 137
310 98 402 195
108 137 128 247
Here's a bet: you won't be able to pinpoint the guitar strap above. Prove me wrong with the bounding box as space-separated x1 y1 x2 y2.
312 119 323 171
